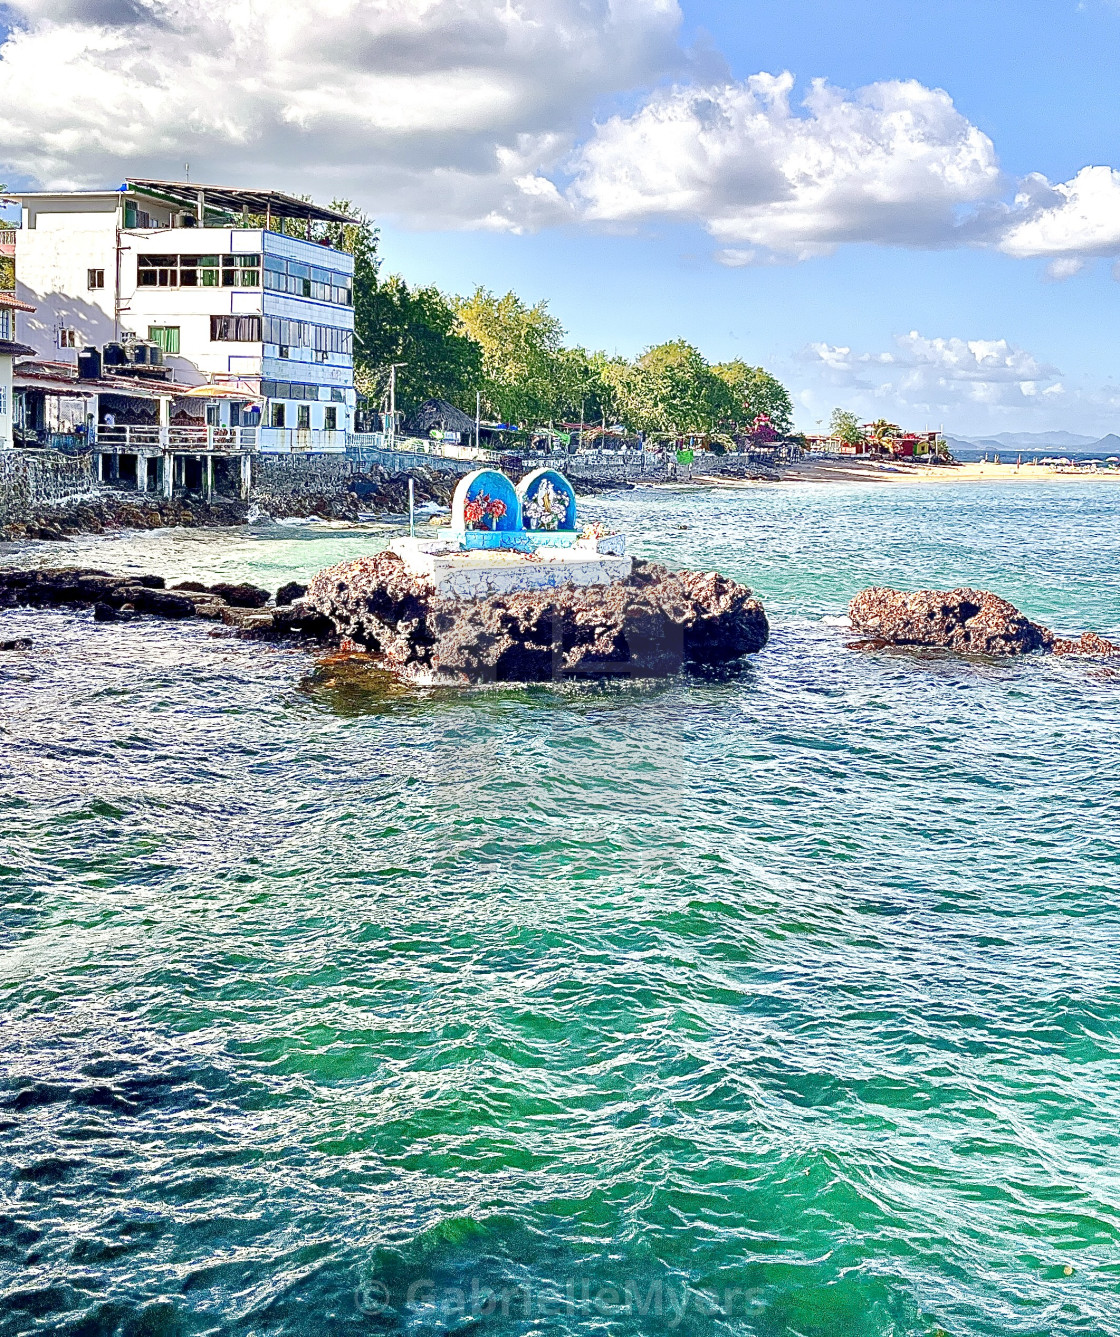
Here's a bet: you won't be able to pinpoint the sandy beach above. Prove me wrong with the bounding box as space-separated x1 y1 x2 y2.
692 457 1120 486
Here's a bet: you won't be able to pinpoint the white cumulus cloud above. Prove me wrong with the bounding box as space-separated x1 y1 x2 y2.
566 74 1003 259
998 166 1120 262
799 330 1068 427
5 0 1120 275
0 0 684 227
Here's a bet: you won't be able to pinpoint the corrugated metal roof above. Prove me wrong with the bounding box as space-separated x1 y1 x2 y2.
126 179 354 224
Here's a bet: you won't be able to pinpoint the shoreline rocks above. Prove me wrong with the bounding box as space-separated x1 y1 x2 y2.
0 567 334 642
2 496 248 543
849 586 1117 656
306 551 769 682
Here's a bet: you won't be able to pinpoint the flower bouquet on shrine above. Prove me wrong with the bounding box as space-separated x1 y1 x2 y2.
523 480 569 531
463 493 508 530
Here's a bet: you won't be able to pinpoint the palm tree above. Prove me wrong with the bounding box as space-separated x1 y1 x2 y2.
869 418 901 441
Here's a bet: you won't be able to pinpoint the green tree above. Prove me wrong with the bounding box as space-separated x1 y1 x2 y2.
452 287 568 424
712 361 794 433
314 202 480 413
358 274 482 413
829 408 865 446
611 340 736 435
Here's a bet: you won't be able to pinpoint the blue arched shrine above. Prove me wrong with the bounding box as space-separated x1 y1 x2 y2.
449 467 589 550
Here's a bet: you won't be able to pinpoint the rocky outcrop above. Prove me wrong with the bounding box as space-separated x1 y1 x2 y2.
0 567 333 641
848 586 1117 656
306 552 768 682
1 496 248 542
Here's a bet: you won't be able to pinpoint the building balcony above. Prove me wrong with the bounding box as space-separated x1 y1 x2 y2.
94 425 259 453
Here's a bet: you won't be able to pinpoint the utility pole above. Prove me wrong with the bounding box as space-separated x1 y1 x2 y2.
384 363 406 450
579 398 585 452
475 390 481 456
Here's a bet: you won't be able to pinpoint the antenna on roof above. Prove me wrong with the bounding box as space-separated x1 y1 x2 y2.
184 162 190 181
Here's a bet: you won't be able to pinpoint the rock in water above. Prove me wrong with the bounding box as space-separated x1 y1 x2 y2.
1051 631 1120 655
93 602 134 623
275 581 308 606
306 552 768 682
208 582 270 609
848 586 1054 655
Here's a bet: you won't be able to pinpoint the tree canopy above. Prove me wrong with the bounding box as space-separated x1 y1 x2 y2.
606 341 737 435
451 287 572 425
329 206 798 435
712 361 794 434
357 275 481 412
829 409 865 445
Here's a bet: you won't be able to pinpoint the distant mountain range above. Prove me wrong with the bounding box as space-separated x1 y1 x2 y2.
945 431 1120 455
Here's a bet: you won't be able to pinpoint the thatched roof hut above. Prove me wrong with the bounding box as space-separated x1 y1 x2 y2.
402 398 475 438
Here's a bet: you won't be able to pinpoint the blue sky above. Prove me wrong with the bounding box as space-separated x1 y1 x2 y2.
4 0 1120 434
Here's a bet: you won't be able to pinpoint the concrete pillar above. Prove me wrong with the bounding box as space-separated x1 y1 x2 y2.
240 453 251 500
163 453 173 498
137 453 147 492
205 454 214 499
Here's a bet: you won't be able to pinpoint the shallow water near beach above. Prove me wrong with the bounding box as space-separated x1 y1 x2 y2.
2 481 1119 1337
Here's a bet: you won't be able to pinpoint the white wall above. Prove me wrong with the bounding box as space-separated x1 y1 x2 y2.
15 197 120 362
0 355 13 449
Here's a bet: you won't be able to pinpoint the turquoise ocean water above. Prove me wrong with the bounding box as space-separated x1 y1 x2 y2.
2 481 1119 1336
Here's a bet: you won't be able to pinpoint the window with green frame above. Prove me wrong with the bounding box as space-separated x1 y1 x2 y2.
148 325 181 354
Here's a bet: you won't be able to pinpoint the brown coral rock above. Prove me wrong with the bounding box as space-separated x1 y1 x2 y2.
306 553 768 682
848 587 1120 658
848 586 1054 655
1051 631 1120 655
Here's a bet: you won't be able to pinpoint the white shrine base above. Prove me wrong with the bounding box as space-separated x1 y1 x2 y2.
390 537 632 599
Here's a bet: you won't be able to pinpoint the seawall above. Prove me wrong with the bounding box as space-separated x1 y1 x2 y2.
0 451 96 528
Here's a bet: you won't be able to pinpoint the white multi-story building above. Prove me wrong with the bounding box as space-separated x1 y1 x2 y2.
8 179 356 453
